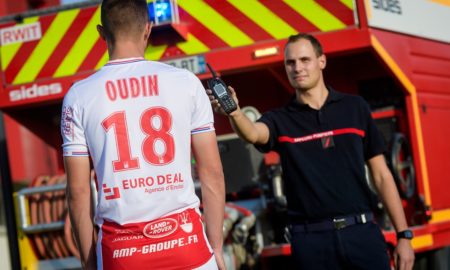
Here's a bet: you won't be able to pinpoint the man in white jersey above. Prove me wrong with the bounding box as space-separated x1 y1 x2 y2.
61 1 225 269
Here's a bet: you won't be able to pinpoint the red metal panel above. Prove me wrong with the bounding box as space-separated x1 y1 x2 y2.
371 29 450 212
409 39 450 96
205 28 371 75
0 2 7 17
369 29 450 94
0 0 28 16
3 113 61 183
0 73 89 109
417 93 450 210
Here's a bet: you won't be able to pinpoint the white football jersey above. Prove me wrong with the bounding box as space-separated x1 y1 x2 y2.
61 58 214 226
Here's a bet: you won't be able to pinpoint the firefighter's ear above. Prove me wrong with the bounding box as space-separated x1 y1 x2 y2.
319 53 326 70
97 25 106 40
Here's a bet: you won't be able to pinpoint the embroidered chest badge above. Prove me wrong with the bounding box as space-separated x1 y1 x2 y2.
321 136 335 149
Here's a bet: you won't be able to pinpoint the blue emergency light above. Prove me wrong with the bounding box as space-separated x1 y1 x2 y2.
148 0 175 25
146 0 185 45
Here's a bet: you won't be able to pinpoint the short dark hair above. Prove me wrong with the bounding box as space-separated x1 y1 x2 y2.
286 33 323 57
100 0 149 44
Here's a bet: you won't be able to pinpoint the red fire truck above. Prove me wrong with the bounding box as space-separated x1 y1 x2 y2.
0 0 449 269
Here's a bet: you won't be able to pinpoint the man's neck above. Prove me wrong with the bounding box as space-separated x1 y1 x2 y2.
108 41 145 61
296 83 328 110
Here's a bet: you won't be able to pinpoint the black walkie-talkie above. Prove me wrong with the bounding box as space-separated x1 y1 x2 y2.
206 63 237 114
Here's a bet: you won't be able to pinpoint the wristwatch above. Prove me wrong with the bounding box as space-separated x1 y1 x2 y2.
397 229 414 240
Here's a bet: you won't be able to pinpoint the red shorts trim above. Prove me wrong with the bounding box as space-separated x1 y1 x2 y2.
99 208 213 270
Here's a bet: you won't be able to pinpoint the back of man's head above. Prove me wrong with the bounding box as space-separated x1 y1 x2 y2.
100 0 149 44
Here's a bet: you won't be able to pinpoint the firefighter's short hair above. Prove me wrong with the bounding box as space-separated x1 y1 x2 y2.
100 0 149 43
286 33 324 57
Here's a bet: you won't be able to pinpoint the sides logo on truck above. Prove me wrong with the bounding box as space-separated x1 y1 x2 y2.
143 218 178 239
9 83 62 102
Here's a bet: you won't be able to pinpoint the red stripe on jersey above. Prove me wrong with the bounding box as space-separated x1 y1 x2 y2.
205 0 272 41
191 126 212 133
4 14 56 84
278 128 365 143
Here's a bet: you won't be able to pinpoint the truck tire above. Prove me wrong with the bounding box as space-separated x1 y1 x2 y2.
389 133 416 199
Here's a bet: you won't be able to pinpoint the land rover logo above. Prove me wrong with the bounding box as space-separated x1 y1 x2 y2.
143 218 178 239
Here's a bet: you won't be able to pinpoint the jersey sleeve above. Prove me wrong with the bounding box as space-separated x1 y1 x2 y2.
190 74 215 134
254 112 277 153
360 98 386 160
61 89 89 157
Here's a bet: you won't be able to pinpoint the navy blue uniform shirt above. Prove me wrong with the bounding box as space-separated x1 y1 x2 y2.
256 88 385 220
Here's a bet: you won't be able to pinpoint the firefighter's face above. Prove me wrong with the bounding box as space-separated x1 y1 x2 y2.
284 39 326 91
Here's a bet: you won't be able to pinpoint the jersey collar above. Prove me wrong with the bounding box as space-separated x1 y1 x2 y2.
105 57 146 66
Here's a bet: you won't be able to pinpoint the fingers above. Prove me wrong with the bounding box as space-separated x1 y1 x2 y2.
228 86 239 104
397 256 411 270
206 88 227 115
394 241 415 270
398 255 414 270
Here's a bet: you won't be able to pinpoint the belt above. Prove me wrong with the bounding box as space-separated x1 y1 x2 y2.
290 212 373 233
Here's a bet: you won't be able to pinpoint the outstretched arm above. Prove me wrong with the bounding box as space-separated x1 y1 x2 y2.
65 156 96 270
368 154 414 270
207 87 270 145
192 131 225 270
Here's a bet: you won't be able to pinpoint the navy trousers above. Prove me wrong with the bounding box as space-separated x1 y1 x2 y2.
290 222 390 270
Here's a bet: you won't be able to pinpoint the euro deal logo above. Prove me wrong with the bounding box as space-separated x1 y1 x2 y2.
9 83 62 102
143 218 178 239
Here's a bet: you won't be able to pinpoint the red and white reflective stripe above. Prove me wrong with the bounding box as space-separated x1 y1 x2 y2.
278 128 365 143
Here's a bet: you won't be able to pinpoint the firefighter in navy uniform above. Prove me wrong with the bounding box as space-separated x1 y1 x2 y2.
208 33 415 270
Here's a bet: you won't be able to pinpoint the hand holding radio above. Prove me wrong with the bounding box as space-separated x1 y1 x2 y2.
206 63 238 115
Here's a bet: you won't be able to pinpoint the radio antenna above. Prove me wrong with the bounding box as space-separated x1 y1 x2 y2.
206 63 218 78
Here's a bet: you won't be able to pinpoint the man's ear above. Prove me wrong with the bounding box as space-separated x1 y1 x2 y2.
144 21 153 41
97 25 106 40
319 54 326 70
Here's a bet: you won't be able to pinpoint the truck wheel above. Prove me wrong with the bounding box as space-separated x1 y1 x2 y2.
390 133 416 199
